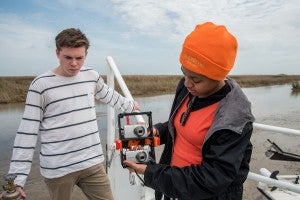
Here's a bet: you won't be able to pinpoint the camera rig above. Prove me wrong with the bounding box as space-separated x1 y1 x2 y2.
116 111 159 168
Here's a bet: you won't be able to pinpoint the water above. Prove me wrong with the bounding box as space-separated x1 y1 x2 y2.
244 85 300 125
0 84 299 199
0 84 299 169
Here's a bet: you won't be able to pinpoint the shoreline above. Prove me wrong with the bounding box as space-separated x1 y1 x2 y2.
1 75 300 104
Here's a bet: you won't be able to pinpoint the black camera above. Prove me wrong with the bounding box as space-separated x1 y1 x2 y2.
117 111 157 168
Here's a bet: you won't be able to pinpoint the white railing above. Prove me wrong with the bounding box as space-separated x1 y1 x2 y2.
248 123 300 194
254 123 300 136
248 170 300 194
105 56 152 200
105 56 300 199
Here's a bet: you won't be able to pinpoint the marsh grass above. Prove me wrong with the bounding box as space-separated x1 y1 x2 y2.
230 74 300 87
118 75 181 96
0 76 33 103
1 75 300 103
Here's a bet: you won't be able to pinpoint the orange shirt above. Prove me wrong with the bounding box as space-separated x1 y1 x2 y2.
171 97 219 167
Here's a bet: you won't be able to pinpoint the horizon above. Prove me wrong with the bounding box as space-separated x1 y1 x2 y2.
1 0 300 76
1 74 300 78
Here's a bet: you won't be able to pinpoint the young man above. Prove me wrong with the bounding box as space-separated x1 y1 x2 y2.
124 22 255 200
5 28 139 200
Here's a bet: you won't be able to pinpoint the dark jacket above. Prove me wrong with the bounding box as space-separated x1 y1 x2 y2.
144 77 255 200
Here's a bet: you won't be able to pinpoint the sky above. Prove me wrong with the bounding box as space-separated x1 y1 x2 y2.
0 0 300 76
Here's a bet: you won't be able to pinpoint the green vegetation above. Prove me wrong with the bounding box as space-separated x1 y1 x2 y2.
1 75 300 104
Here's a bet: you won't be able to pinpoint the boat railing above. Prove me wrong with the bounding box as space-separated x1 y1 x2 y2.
254 123 300 137
106 56 151 200
248 124 300 194
105 56 300 199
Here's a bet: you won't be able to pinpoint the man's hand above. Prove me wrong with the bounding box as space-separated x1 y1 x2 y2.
123 160 147 174
0 186 26 199
133 101 140 111
16 186 26 199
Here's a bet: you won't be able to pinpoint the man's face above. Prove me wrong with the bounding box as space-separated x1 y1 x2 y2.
56 46 87 77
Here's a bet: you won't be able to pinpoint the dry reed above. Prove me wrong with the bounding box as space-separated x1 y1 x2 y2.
1 75 300 103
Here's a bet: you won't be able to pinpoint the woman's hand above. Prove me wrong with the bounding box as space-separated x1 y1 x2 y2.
123 160 147 174
153 127 159 136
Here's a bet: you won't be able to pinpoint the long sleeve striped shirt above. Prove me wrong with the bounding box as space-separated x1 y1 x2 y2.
8 68 134 187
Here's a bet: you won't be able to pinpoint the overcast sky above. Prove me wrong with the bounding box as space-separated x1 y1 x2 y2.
1 0 300 76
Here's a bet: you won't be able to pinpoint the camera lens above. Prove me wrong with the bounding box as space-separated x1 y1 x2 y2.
133 126 145 137
135 151 147 162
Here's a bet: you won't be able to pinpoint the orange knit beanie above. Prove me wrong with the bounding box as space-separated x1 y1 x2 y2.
180 22 238 81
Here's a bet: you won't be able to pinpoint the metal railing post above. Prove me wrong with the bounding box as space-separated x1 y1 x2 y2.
105 56 151 200
247 171 300 194
254 123 300 136
107 62 116 150
106 56 144 123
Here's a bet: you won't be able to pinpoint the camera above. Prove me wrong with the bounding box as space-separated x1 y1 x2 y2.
125 146 151 163
124 124 147 138
117 111 157 168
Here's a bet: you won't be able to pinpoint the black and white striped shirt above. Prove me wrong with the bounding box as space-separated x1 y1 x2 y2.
9 68 134 186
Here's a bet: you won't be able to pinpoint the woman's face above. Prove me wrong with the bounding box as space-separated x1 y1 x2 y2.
181 66 224 98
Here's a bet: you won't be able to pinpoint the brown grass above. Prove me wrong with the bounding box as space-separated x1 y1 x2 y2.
0 76 34 103
1 75 300 103
117 75 181 96
230 74 300 88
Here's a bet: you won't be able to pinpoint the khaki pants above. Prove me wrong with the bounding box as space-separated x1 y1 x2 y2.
44 163 114 200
